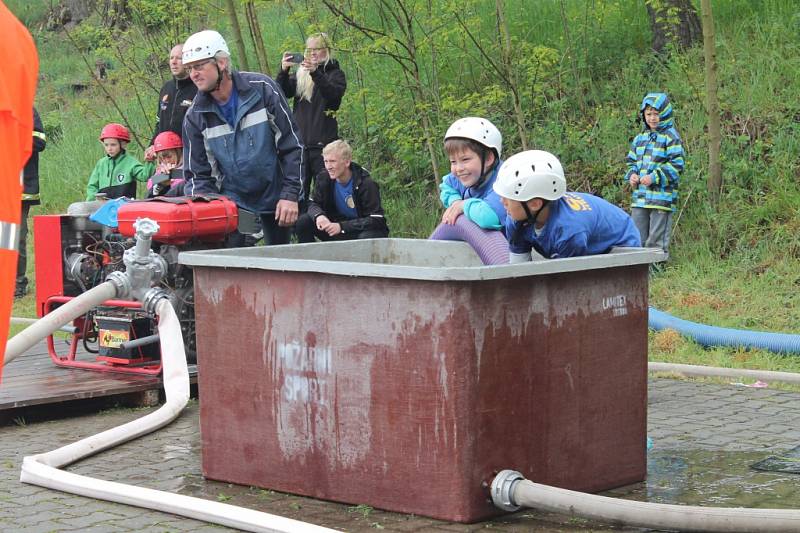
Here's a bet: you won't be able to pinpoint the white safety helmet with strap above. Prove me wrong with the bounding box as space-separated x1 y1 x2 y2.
444 117 502 189
444 117 502 158
182 30 230 65
493 150 566 202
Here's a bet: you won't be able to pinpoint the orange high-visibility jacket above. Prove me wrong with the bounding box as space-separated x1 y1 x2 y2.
0 1 38 379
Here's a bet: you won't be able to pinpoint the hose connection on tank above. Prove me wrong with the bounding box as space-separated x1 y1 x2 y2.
490 469 524 512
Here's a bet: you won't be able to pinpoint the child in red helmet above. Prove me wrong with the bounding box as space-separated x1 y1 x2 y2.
146 131 186 197
85 123 152 201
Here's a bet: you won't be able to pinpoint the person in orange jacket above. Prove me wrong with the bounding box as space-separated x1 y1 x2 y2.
0 2 39 378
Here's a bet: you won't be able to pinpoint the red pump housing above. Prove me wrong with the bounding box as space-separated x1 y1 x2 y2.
117 196 239 245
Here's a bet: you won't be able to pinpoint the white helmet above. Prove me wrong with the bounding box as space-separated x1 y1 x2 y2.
493 150 566 202
182 30 230 64
444 117 502 157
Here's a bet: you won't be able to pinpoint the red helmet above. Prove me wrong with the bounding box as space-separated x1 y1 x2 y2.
99 123 130 142
153 131 183 152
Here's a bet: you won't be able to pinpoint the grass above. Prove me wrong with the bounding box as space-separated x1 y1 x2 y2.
348 503 374 518
7 1 800 379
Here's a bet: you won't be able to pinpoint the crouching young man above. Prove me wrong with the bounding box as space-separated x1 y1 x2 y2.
295 140 389 242
493 150 641 261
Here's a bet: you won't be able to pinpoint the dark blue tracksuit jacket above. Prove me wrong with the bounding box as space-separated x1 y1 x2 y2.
183 70 303 214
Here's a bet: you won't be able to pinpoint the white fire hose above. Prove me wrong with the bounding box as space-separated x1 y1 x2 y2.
490 362 800 532
11 219 334 533
491 469 800 532
11 217 800 532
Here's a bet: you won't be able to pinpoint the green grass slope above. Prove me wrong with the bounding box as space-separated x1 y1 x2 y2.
8 0 800 378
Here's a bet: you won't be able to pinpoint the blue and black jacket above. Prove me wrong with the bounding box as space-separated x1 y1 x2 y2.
624 92 685 212
439 162 506 230
183 70 303 214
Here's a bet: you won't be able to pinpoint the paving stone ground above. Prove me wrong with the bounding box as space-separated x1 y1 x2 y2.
2 377 800 532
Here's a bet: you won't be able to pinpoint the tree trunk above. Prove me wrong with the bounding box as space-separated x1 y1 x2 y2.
496 0 528 149
560 1 586 116
224 0 250 71
700 0 722 203
647 0 702 53
244 1 271 75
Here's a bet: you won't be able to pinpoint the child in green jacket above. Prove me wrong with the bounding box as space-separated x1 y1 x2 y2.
85 123 152 201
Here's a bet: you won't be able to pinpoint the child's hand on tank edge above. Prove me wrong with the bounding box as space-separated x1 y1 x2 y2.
441 200 465 224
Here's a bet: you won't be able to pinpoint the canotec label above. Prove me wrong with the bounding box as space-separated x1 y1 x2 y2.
602 294 628 317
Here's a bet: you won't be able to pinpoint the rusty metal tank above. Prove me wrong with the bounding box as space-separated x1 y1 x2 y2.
180 239 663 523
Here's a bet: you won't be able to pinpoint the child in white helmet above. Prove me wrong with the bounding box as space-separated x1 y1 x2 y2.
494 150 641 261
429 117 509 265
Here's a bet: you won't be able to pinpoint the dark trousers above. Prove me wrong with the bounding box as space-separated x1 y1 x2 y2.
295 212 389 243
302 146 324 201
16 202 31 288
225 213 291 248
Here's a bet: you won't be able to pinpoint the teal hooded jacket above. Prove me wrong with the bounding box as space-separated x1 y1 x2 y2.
624 92 685 211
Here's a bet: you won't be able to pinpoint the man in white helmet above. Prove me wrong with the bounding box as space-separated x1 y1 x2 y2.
181 30 303 246
494 150 641 262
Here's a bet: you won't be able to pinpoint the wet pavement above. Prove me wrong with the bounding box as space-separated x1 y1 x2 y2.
2 377 800 532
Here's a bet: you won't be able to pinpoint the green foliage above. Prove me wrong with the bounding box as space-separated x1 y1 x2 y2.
3 0 48 26
69 24 111 52
9 0 800 374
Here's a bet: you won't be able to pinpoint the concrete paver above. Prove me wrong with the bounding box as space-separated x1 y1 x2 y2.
2 377 800 531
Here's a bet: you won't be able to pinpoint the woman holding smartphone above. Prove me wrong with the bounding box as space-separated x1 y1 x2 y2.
277 33 347 202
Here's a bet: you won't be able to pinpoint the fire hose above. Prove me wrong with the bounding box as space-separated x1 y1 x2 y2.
13 218 334 533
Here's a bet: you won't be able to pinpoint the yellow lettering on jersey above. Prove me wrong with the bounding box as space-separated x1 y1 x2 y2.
565 193 592 212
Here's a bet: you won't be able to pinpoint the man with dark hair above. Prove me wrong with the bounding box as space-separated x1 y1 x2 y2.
144 44 197 162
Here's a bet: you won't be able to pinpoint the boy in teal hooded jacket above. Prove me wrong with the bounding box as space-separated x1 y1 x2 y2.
624 92 684 254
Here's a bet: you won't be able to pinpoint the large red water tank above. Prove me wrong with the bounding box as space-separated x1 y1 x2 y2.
184 240 663 523
117 196 238 245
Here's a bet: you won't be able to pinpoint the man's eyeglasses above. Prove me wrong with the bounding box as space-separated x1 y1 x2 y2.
187 59 215 72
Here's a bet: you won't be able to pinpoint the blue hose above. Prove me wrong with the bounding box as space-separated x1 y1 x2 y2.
648 307 800 354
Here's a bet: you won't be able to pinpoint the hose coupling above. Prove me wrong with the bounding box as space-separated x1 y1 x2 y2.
490 469 524 512
106 270 130 300
142 287 171 315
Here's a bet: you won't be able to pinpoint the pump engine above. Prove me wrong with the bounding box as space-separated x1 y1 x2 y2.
33 196 239 373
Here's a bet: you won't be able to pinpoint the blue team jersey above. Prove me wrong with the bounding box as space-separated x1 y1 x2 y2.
505 192 641 258
334 179 358 219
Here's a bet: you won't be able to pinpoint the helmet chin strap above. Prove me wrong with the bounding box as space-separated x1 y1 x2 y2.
472 148 497 190
211 61 224 93
522 199 548 227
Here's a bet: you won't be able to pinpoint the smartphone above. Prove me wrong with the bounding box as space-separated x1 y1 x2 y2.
289 52 304 64
237 208 261 235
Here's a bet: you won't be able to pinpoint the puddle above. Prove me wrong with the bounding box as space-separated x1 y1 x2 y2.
169 447 800 531
604 449 800 509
